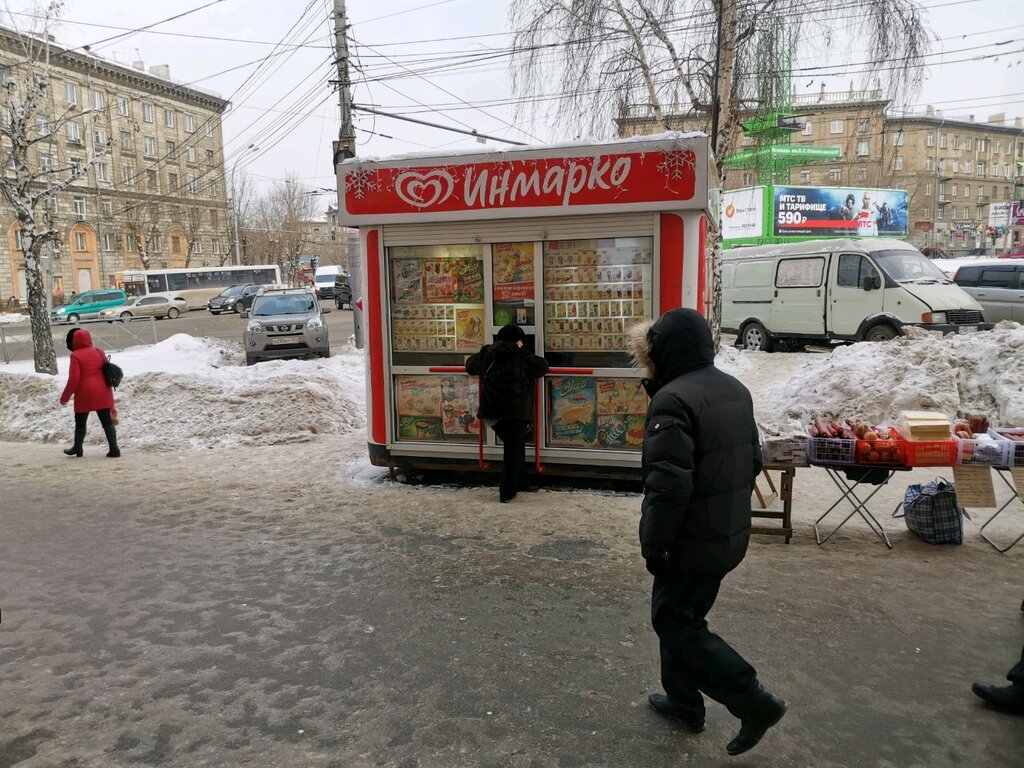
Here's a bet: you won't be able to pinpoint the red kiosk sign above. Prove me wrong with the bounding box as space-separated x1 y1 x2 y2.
337 138 711 225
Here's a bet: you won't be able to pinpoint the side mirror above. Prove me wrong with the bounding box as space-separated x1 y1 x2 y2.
240 310 249 319
321 306 332 314
862 275 880 291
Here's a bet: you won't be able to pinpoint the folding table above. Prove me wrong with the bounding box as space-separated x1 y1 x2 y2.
814 466 910 549
979 468 1024 553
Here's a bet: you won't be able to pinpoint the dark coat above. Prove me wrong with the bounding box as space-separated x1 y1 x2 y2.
59 329 115 414
631 309 761 576
465 341 549 421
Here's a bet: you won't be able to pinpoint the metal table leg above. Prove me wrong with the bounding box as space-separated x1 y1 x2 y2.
814 467 895 549
979 469 1024 553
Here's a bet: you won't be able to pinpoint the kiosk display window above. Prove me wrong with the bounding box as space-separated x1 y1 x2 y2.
394 374 480 443
547 376 648 451
387 244 486 364
543 237 654 367
491 241 536 327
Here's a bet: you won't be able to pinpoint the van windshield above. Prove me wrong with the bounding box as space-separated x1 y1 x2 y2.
871 250 952 284
315 274 334 284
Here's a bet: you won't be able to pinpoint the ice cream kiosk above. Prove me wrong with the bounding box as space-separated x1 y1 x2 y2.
337 132 717 478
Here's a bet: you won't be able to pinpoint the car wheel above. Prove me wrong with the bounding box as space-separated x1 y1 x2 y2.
210 310 220 315
234 304 244 313
67 313 80 324
120 311 132 321
740 321 774 352
864 324 897 342
167 307 180 319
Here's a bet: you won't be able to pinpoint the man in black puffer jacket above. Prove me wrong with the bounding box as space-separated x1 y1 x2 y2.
629 308 786 757
466 324 549 503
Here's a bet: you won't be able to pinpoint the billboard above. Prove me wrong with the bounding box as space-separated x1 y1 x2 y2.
773 186 909 238
721 187 765 240
989 202 1011 229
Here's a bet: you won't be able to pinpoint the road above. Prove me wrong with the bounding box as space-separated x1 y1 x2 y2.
0 306 356 363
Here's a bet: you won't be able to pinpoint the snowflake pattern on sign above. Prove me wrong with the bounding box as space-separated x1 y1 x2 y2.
347 166 381 199
656 149 696 182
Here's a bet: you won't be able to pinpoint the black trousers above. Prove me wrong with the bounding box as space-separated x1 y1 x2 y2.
1009 645 1024 687
73 409 116 448
491 418 529 500
652 570 758 719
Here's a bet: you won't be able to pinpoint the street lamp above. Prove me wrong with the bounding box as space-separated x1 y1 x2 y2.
229 144 259 265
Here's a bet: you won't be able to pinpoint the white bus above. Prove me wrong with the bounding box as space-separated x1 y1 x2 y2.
118 265 282 309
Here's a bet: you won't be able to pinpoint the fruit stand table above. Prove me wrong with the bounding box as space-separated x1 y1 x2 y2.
978 468 1024 553
752 464 795 543
812 466 913 549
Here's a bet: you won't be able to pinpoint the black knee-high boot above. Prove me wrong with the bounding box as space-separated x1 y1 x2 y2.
64 414 86 457
103 423 120 458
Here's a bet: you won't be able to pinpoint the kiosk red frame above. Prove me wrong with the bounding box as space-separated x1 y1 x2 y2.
337 133 717 477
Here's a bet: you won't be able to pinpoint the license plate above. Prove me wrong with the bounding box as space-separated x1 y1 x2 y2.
959 325 977 333
268 336 299 345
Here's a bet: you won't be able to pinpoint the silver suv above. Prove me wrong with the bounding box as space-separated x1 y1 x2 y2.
242 288 331 365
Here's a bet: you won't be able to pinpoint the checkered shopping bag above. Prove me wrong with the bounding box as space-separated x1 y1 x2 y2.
893 478 970 544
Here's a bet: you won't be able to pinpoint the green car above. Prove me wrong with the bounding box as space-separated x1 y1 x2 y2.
51 289 128 324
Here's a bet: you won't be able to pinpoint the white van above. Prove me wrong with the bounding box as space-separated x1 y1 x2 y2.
722 238 991 351
313 265 343 300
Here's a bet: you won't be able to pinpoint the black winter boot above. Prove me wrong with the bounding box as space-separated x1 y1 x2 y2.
726 684 787 756
64 424 86 457
104 424 120 458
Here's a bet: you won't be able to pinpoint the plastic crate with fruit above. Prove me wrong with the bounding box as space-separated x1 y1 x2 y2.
806 433 856 465
989 428 1024 467
855 428 908 466
954 433 1011 467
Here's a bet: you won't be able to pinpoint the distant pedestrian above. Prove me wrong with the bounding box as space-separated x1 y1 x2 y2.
466 324 548 503
629 308 785 756
59 328 119 458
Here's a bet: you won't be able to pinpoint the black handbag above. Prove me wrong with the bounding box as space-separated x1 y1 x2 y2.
102 355 124 388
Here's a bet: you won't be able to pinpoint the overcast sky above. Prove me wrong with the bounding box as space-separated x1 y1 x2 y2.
4 0 1022 205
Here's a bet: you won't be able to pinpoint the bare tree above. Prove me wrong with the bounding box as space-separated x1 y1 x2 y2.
510 0 930 342
249 173 318 283
182 203 203 268
0 2 111 373
227 170 256 266
123 202 160 270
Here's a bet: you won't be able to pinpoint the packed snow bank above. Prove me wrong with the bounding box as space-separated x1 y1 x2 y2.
0 334 366 450
759 322 1024 435
0 312 26 325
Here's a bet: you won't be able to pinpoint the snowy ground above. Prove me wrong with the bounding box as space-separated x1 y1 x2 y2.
0 311 27 325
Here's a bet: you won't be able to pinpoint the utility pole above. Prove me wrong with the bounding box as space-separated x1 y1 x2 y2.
334 0 362 348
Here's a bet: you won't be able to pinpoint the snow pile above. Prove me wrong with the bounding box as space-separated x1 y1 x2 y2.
759 322 1024 435
0 312 26 325
0 334 366 450
715 343 753 378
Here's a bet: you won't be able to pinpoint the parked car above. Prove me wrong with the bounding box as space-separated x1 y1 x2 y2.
952 259 1024 323
208 283 261 314
51 289 128 324
722 238 990 351
334 273 352 309
99 294 189 321
241 288 331 365
999 244 1024 259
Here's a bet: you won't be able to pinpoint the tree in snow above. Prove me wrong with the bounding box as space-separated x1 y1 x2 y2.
510 0 930 344
182 203 204 268
249 173 319 283
0 4 111 374
123 202 160 271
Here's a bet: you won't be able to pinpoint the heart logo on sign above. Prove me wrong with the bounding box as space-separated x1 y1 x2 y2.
394 170 456 209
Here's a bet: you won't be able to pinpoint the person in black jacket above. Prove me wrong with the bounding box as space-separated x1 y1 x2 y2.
629 308 785 756
466 324 549 503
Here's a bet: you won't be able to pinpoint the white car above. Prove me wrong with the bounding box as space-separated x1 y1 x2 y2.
99 294 189 321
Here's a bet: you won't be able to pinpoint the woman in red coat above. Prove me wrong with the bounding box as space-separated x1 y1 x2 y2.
59 328 119 457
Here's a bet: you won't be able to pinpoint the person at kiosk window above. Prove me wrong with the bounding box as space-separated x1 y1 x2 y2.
466 324 549 503
629 308 786 757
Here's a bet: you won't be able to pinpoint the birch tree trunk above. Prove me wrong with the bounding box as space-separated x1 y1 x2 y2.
23 242 57 374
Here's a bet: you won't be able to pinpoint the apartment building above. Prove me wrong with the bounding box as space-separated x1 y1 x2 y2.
0 26 231 303
617 88 1024 251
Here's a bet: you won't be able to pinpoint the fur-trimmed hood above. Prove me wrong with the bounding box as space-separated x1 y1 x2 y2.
629 308 715 393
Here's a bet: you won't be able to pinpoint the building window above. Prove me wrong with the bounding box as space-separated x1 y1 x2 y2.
120 130 131 151
926 133 934 147
938 158 945 172
97 162 111 182
206 149 214 166
993 140 1001 154
799 169 810 183
856 167 867 181
977 161 985 176
212 241 220 255
952 135 960 151
830 120 844 134
938 182 946 198
169 172 179 190
101 199 113 217
74 231 87 251
122 162 135 186
164 108 175 128
36 115 50 136
147 169 157 190
171 236 181 255
966 137 974 151
858 118 869 133
924 182 932 196
64 82 77 105
187 174 198 194
102 232 116 251
90 89 104 111
978 138 987 152
184 114 195 132
193 240 203 254
1006 166 1013 179
951 183 958 197
742 171 754 185
66 121 81 143
186 146 196 163
166 140 176 159
992 163 1000 177
977 206 984 218
204 119 213 137
939 133 947 149
829 168 841 181
937 206 944 220
892 156 904 171
210 209 218 227
923 207 930 219
117 96 130 117
951 206 958 220
94 128 108 147
856 140 869 156
39 151 51 172
125 234 137 252
964 184 970 197
144 136 156 156
964 160 972 174
993 184 999 199
892 131 904 146
142 103 154 123
926 156 933 171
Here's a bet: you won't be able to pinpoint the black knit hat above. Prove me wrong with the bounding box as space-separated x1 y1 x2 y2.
495 324 525 343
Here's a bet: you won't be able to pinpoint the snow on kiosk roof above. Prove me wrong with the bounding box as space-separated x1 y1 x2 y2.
336 132 715 227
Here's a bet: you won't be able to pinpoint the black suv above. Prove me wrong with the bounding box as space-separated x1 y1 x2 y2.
334 273 353 309
208 284 261 314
